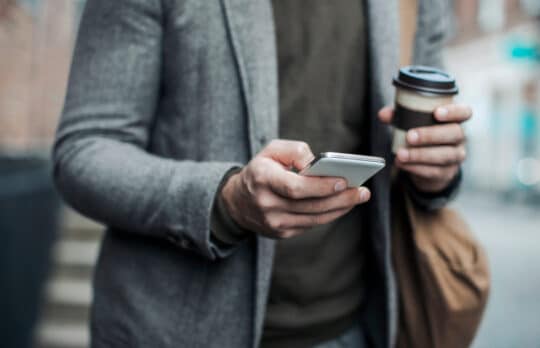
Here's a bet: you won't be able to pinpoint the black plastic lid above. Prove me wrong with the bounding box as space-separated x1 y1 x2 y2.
393 66 459 95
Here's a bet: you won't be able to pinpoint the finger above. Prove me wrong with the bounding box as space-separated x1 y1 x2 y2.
272 229 305 240
291 207 354 229
260 139 315 171
407 123 465 146
268 169 348 199
378 106 394 124
434 104 473 123
282 187 371 214
270 207 355 233
397 163 459 181
396 145 466 166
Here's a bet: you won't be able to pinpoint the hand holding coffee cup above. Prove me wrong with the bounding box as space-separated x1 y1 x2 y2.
378 66 472 193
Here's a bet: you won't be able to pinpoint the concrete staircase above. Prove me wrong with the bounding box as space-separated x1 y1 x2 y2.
35 208 103 348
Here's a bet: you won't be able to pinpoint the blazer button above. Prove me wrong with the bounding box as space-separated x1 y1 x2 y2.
180 237 192 249
258 136 267 146
167 233 180 249
167 232 178 244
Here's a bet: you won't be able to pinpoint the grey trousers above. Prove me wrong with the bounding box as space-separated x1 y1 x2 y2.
312 324 368 348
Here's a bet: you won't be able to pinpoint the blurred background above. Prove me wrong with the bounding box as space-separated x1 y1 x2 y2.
0 0 538 347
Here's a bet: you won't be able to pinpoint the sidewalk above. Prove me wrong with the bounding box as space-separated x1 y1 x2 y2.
454 191 540 348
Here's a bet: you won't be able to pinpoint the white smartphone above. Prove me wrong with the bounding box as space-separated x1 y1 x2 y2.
300 152 386 187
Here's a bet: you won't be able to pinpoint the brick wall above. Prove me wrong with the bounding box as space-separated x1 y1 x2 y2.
0 0 75 152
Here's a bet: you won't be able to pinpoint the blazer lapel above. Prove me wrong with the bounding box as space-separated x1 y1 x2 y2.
220 0 279 157
220 1 277 347
366 1 400 348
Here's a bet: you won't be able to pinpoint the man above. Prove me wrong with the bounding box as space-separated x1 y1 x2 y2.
53 0 471 347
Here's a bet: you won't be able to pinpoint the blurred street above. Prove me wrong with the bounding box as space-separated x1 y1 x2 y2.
453 192 540 348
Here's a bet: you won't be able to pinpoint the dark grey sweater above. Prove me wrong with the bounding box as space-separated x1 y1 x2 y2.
262 1 370 347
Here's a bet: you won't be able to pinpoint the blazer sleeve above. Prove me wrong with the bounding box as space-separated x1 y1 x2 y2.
53 0 242 260
400 170 462 211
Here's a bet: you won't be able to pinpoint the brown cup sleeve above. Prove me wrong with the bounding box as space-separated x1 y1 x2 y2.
393 103 439 130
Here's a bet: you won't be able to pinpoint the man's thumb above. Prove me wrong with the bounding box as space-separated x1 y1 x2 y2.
260 140 315 171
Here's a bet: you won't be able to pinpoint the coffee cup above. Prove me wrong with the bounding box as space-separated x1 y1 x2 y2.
391 66 459 153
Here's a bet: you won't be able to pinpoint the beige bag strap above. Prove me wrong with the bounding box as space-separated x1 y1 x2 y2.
399 0 418 66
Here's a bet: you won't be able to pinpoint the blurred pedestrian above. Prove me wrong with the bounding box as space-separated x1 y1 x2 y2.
520 80 539 158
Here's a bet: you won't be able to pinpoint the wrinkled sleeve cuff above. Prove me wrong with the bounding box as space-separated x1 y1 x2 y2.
210 167 251 249
401 169 462 211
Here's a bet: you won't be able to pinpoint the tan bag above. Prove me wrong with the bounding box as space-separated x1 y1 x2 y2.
392 186 490 348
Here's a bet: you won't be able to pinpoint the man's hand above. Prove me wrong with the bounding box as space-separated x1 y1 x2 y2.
220 140 371 239
379 104 472 192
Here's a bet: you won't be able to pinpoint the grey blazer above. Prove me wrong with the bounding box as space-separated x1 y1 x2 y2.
53 0 451 347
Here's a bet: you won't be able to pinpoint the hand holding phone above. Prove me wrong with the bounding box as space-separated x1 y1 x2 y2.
219 141 372 240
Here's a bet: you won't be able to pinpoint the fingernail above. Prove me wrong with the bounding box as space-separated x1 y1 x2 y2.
359 188 370 201
408 130 419 144
335 181 346 192
397 148 409 162
436 107 449 120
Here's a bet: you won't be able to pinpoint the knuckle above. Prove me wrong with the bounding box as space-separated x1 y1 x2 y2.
248 162 265 185
265 215 282 231
295 142 311 159
256 193 274 210
297 141 310 154
279 230 296 239
252 172 266 187
425 167 441 179
441 149 454 164
409 149 420 162
241 169 257 195
433 167 445 179
285 181 301 198
309 199 326 212
310 215 322 226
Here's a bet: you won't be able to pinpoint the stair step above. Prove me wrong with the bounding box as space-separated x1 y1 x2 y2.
60 207 104 242
53 240 100 267
51 263 94 282
35 322 89 348
62 207 103 232
46 278 92 307
40 301 90 325
61 225 104 242
35 208 98 348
